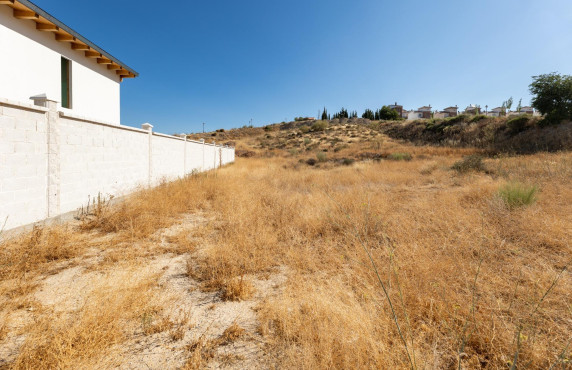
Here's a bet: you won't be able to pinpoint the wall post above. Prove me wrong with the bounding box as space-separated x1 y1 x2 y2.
213 141 216 169
177 133 187 175
200 138 205 171
141 123 153 186
31 94 60 218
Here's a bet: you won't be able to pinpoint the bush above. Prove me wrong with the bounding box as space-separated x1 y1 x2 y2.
299 126 310 134
498 182 538 208
341 158 355 166
316 152 327 162
306 158 317 166
388 152 412 161
311 120 329 132
470 114 487 123
506 115 529 134
451 155 486 173
444 114 468 124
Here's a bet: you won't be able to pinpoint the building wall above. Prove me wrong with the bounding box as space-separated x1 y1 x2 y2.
0 6 121 124
0 99 235 231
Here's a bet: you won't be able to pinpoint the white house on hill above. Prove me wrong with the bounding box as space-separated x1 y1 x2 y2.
0 0 137 124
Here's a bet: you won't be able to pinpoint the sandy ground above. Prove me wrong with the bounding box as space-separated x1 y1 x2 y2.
0 214 287 369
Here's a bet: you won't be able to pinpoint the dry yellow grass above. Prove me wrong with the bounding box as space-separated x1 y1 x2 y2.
0 131 570 368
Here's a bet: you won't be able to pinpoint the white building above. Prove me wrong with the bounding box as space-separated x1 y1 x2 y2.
0 0 137 124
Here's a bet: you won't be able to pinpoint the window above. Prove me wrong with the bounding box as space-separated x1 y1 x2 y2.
61 57 71 108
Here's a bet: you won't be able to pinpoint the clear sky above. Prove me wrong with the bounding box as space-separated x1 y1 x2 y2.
37 0 572 133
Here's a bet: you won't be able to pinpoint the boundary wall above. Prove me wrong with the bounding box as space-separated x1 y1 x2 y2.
0 96 234 231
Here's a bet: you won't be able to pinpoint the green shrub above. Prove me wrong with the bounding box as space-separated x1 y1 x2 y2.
288 149 298 156
303 137 311 145
388 152 412 161
311 120 329 132
444 114 468 124
506 115 529 134
299 126 310 133
451 155 486 173
498 182 538 208
316 152 327 162
470 114 487 123
341 158 355 166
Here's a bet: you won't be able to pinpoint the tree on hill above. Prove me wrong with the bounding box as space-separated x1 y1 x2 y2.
362 109 374 120
321 107 328 121
332 107 349 119
530 73 572 124
376 106 401 120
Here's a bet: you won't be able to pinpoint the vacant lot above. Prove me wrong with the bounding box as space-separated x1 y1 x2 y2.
1 129 571 368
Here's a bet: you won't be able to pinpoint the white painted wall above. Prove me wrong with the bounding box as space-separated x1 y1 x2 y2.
0 101 49 229
58 116 150 214
0 100 235 231
0 6 121 124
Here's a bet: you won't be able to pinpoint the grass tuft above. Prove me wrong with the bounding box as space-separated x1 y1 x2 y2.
498 182 538 208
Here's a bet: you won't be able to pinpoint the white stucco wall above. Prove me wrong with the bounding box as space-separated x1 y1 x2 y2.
0 6 121 124
0 100 235 231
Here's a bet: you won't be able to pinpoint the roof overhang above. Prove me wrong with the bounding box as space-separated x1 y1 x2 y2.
1 0 138 80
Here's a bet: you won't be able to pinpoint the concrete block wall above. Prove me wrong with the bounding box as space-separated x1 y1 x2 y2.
0 100 49 229
58 115 150 214
151 133 186 184
0 98 235 231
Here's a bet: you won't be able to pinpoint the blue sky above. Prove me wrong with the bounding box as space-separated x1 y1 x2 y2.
38 0 572 133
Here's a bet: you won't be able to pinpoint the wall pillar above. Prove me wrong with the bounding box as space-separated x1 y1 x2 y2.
213 141 216 169
31 94 60 218
142 123 153 186
176 134 187 175
200 139 205 171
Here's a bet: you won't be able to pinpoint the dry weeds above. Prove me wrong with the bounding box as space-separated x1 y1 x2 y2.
0 129 570 368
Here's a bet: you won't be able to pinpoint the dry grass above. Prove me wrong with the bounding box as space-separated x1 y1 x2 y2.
183 323 246 369
11 268 163 368
1 129 571 368
221 276 255 301
173 154 571 368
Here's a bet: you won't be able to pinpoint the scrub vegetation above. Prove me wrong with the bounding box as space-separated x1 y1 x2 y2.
1 118 571 369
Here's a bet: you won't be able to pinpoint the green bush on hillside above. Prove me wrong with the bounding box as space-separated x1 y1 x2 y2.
451 155 487 173
311 120 329 131
506 115 529 134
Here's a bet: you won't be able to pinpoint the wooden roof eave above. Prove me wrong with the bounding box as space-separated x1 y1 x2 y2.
1 0 138 80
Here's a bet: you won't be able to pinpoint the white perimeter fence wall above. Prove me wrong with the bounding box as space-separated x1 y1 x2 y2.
0 97 235 231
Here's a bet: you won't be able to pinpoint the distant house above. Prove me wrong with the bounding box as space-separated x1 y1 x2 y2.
488 107 504 117
434 106 458 119
520 106 534 115
407 105 432 120
388 102 404 117
442 106 458 117
464 105 481 115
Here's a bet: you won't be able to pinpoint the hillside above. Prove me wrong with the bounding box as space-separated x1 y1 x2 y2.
188 115 572 160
